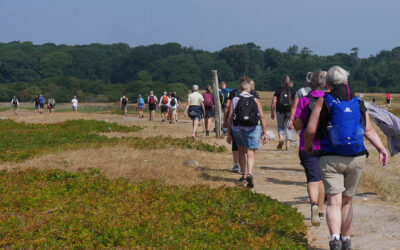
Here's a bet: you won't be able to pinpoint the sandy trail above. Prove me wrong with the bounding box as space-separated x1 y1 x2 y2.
2 109 400 249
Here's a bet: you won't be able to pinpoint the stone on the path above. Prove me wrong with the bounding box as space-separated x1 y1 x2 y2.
184 160 199 167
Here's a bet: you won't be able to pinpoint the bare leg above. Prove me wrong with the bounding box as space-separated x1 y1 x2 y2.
238 147 247 178
341 196 353 237
318 181 325 213
192 119 199 137
326 193 342 235
246 149 256 175
233 150 239 165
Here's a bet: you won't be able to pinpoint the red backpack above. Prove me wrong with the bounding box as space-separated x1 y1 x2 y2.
148 96 155 105
203 93 213 107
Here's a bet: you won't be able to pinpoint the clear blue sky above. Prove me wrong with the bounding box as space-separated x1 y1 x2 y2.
1 0 399 58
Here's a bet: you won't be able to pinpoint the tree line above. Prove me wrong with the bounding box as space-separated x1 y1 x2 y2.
0 41 399 102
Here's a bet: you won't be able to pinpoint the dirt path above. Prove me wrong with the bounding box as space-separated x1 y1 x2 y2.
2 109 400 249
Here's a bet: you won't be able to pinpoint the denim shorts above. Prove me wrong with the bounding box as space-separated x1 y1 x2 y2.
35 104 40 109
232 125 262 150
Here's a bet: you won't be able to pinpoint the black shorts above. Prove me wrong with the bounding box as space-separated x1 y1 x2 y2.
40 104 44 109
386 99 391 104
205 106 214 118
149 104 156 111
231 130 238 151
161 106 168 113
299 150 321 183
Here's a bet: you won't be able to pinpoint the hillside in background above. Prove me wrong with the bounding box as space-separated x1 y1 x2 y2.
1 41 400 102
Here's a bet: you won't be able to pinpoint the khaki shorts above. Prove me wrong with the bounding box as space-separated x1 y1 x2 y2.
319 155 366 197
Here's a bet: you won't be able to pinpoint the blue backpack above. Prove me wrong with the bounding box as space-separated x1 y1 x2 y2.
320 94 365 156
138 98 144 105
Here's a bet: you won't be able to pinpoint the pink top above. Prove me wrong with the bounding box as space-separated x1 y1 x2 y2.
295 90 325 151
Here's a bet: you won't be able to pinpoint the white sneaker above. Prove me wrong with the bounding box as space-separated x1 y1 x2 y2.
311 203 321 226
231 164 240 173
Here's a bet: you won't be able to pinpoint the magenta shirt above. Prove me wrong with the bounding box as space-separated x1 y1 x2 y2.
295 90 325 150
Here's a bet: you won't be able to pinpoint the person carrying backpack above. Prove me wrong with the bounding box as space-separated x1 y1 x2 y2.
226 78 267 189
39 94 45 114
271 76 296 150
11 96 19 115
304 66 388 250
147 91 158 121
34 95 40 113
293 71 326 227
202 86 214 136
219 81 231 135
168 92 178 124
120 95 129 116
159 91 170 122
48 98 56 113
137 94 145 119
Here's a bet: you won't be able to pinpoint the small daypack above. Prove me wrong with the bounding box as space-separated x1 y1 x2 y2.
12 99 18 106
219 88 230 106
322 94 365 155
203 93 213 107
148 96 155 105
278 87 293 112
138 98 144 105
233 95 259 126
162 96 168 104
170 98 176 106
122 98 128 105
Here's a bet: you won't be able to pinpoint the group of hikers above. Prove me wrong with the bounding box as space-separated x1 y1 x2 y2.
184 66 387 250
10 95 79 115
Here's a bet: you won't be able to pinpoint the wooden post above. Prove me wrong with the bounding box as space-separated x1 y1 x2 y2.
211 70 222 137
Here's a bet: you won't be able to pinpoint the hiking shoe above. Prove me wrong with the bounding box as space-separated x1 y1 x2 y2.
311 202 321 226
206 131 210 136
341 239 351 250
246 174 254 188
277 141 284 150
319 212 324 219
329 239 342 250
231 164 240 173
238 176 247 185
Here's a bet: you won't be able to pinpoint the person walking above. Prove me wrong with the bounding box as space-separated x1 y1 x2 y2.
48 98 56 113
34 95 40 113
184 85 205 138
293 70 326 227
226 79 267 188
119 95 129 116
39 94 45 114
168 92 178 124
147 91 158 121
11 96 19 115
289 72 313 129
304 66 388 250
271 76 296 150
385 91 392 109
175 93 180 122
137 95 145 119
224 77 260 173
71 96 78 112
159 91 170 122
219 81 231 135
202 86 214 136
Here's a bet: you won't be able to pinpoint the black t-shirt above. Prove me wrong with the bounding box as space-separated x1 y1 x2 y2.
317 85 368 157
274 87 296 112
228 88 260 100
34 97 40 105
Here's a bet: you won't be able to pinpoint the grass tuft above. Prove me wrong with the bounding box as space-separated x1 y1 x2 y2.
0 169 307 248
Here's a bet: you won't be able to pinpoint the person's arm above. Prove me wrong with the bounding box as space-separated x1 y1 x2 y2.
223 99 231 128
293 119 303 131
256 99 267 145
304 97 324 154
184 99 190 117
201 101 205 117
364 112 388 165
226 100 234 144
289 97 300 129
270 96 277 119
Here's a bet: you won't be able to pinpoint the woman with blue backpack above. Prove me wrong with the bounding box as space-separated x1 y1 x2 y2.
137 94 145 119
304 66 388 250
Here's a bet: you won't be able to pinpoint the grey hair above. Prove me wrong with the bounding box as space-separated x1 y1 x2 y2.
327 66 350 86
239 80 251 93
150 91 154 95
310 70 327 90
306 72 313 83
192 85 199 91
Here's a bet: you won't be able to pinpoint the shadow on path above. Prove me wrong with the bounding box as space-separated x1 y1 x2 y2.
260 166 303 172
266 177 305 186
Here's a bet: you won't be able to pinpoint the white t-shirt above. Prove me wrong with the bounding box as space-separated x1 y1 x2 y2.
71 98 78 107
169 97 178 109
188 92 204 106
147 95 158 104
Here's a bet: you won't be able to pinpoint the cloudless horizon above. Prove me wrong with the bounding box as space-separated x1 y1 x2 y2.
1 0 400 58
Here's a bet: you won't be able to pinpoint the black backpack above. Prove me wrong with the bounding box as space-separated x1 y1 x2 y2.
170 98 176 106
122 98 128 105
12 99 18 106
233 95 259 126
278 87 293 112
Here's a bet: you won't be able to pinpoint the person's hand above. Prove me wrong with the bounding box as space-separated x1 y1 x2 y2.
288 120 294 129
379 148 389 166
271 112 275 120
184 111 188 117
226 135 232 144
261 134 267 145
304 143 314 154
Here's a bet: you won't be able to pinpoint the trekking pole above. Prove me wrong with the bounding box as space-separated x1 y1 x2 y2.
211 70 222 137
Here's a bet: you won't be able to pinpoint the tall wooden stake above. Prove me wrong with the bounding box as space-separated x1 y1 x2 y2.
212 70 222 137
